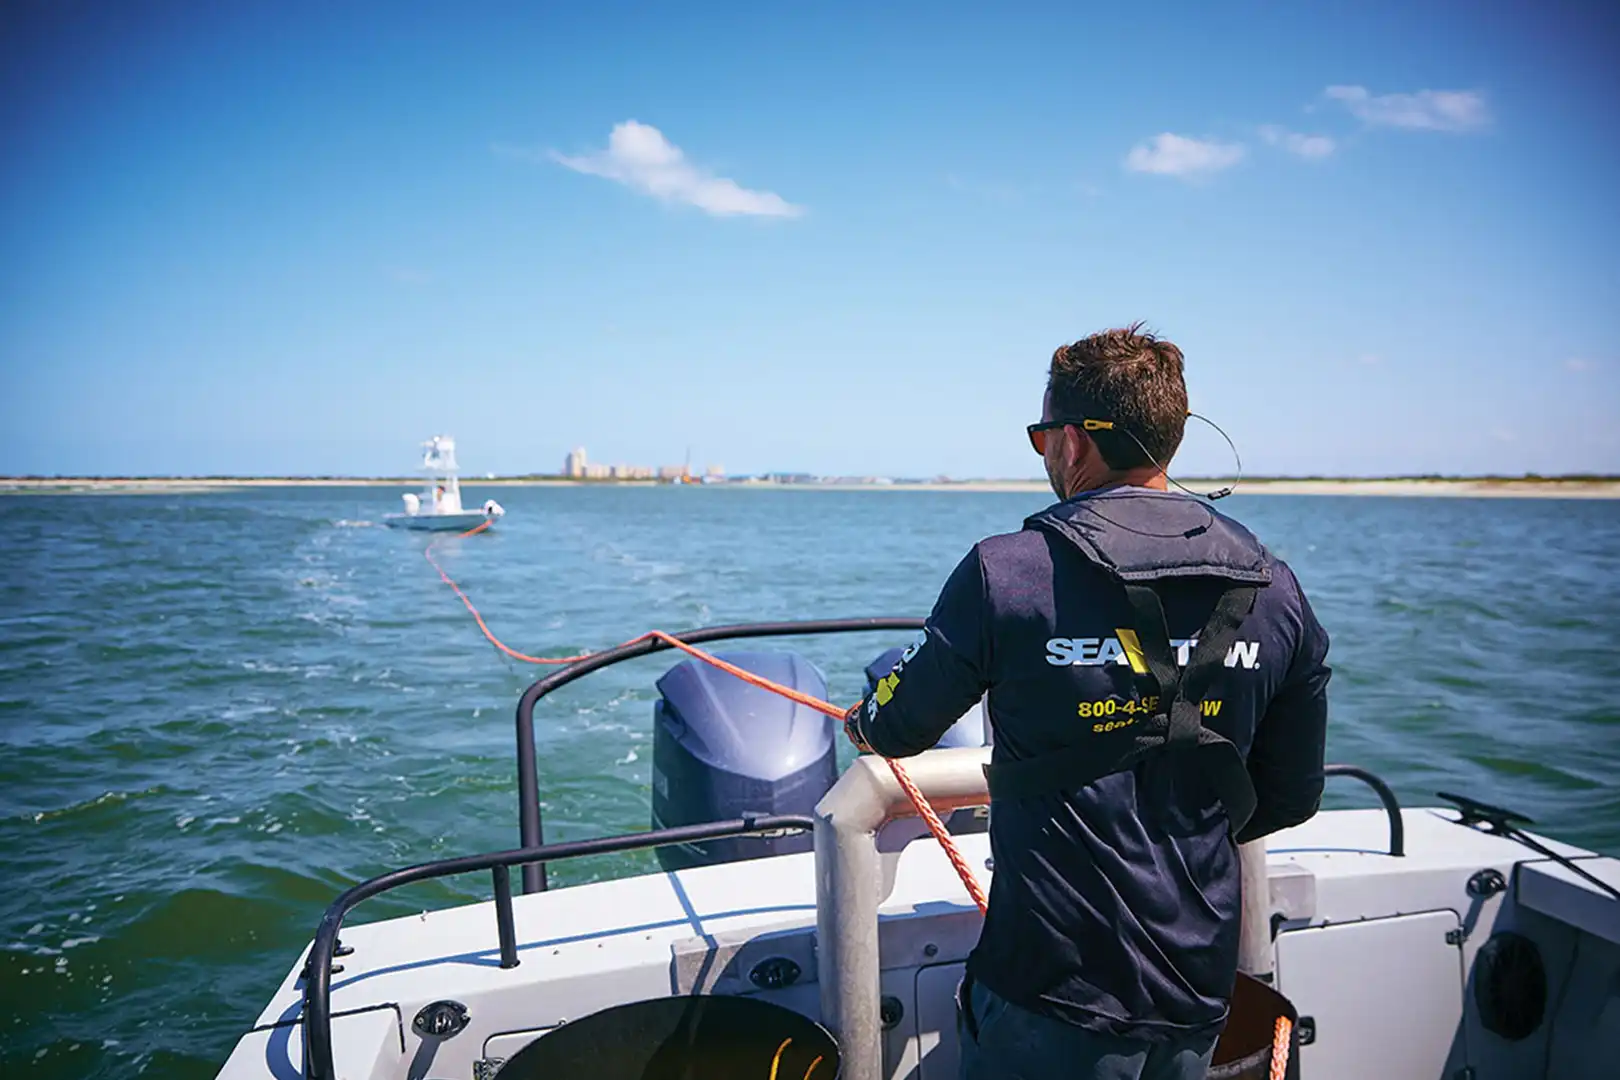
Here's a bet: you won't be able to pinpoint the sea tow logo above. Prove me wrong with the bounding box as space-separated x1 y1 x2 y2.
867 630 927 721
1045 630 1260 672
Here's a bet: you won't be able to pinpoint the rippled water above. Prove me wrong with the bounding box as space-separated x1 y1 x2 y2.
1 486 1616 1078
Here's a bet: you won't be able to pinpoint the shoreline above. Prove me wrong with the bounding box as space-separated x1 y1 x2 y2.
3 476 1618 499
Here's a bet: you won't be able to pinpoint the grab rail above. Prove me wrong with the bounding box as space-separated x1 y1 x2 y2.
815 748 991 1080
1323 764 1404 856
513 617 924 893
300 814 816 1080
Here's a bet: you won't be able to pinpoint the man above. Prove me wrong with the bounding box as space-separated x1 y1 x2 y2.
845 325 1330 1080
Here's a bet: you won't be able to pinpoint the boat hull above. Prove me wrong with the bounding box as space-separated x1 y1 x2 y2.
382 511 496 532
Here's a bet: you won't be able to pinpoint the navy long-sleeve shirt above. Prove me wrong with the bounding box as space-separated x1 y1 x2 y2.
852 487 1330 1040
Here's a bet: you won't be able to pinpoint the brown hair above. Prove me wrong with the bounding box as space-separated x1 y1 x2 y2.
1048 323 1188 469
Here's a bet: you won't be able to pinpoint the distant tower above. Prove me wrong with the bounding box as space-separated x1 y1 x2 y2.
564 447 587 479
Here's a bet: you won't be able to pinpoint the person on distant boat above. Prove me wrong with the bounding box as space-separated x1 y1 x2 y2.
846 324 1330 1080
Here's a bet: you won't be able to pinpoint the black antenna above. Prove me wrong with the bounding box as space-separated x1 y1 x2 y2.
1438 792 1620 901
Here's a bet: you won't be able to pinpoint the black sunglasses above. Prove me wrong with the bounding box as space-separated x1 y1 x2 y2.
1027 417 1114 455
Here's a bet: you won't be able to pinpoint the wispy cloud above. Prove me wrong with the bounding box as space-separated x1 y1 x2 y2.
1565 358 1598 373
1259 125 1336 159
1324 86 1490 132
1124 134 1245 178
539 121 803 218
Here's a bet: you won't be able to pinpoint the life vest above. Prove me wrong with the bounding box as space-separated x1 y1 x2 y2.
982 490 1271 834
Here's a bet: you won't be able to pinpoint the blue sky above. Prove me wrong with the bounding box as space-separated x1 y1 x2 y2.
2 1 1616 478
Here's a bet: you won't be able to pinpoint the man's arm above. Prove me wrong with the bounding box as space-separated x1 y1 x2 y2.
1234 571 1330 844
847 548 991 758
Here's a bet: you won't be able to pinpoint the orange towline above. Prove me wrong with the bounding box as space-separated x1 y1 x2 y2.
1270 1016 1293 1080
423 520 990 915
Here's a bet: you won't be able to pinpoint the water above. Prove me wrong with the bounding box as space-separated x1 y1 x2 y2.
1 486 1616 1078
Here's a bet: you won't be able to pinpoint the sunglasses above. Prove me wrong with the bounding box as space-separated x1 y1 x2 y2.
1026 417 1114 455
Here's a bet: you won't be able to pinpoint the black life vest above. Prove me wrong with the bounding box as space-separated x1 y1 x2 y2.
982 491 1271 834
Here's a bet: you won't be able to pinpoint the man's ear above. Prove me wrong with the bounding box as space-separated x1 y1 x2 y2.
1065 426 1092 471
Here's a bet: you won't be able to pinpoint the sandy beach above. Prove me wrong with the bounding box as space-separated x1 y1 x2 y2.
3 476 1617 498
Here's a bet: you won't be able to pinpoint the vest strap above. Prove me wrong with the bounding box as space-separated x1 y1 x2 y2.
983 583 1260 833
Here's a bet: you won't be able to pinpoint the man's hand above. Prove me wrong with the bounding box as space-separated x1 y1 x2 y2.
843 702 874 753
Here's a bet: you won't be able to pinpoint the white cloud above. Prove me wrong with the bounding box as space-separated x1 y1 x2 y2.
1565 358 1598 373
1259 125 1336 159
544 121 803 218
1324 86 1490 132
1124 134 1245 178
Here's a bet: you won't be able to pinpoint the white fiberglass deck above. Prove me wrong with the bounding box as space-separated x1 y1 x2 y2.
217 802 1620 1080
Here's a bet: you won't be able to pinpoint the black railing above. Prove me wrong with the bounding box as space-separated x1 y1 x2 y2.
513 617 925 893
300 814 816 1080
1323 764 1404 856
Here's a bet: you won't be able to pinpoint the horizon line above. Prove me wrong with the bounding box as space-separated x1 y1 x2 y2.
4 472 1618 484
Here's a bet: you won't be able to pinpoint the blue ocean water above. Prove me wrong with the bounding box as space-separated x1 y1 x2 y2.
1 486 1616 1078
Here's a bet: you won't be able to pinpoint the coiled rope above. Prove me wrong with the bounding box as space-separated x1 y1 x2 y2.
425 521 989 915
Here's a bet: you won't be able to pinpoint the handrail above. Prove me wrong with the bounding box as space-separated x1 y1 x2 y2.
1323 764 1404 856
814 748 991 1080
300 814 815 1080
513 617 924 893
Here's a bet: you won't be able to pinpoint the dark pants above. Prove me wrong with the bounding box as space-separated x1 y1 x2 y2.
957 977 1217 1080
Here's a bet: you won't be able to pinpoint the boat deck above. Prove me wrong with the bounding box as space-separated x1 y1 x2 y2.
219 807 1620 1080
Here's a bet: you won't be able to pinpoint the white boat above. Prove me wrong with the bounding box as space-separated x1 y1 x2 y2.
214 620 1620 1080
383 436 504 531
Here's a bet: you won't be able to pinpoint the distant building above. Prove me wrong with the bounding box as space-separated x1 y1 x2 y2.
560 448 687 481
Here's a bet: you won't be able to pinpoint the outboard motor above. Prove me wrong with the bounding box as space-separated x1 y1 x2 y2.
652 651 836 871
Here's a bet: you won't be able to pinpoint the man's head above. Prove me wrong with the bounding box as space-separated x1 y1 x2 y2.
1034 323 1189 500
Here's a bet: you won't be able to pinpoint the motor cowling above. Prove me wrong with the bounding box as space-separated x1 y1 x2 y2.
651 651 835 871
